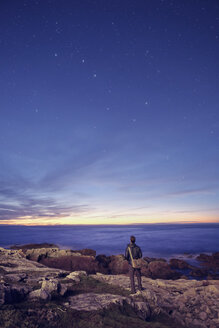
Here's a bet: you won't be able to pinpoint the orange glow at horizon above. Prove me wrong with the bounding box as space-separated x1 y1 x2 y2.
0 213 218 226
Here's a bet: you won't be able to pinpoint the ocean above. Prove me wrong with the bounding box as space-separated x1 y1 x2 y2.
0 223 219 263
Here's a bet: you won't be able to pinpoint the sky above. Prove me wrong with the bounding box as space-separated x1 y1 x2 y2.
0 0 219 225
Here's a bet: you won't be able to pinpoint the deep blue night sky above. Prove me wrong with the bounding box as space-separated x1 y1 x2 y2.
1 0 219 225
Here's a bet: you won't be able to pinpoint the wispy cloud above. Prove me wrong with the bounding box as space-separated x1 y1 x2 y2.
0 177 93 221
0 199 91 221
165 187 216 197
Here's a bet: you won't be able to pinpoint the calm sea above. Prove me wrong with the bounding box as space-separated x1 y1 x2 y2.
0 223 219 262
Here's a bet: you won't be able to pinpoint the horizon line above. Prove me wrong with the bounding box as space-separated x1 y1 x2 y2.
0 221 219 227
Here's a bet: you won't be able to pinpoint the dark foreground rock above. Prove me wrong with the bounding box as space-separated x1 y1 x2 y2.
93 273 219 328
0 247 219 328
0 301 177 328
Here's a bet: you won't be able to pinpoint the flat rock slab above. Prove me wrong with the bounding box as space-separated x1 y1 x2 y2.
0 248 67 276
68 292 126 311
91 274 219 328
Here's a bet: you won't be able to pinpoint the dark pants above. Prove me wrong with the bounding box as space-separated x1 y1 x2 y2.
129 264 142 293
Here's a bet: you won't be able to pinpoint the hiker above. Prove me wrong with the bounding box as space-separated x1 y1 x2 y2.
125 235 143 293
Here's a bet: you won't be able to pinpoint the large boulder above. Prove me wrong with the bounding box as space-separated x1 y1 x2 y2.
41 278 60 294
108 255 129 274
189 268 208 278
148 261 181 279
40 255 98 274
25 247 59 262
20 246 98 274
22 246 96 262
77 249 96 257
196 252 219 279
213 252 219 260
197 252 219 269
25 248 79 262
0 283 30 305
169 258 191 270
108 255 149 276
95 254 111 274
66 271 87 282
28 289 51 301
140 262 151 277
143 256 166 264
197 253 212 262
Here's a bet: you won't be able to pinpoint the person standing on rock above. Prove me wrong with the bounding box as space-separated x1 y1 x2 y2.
125 235 143 294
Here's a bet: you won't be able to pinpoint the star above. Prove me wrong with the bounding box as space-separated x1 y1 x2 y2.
93 73 97 78
55 28 62 34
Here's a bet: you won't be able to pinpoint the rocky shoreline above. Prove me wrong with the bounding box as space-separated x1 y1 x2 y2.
9 242 219 280
0 244 219 327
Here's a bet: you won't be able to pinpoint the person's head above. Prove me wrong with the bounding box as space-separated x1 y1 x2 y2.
130 235 136 244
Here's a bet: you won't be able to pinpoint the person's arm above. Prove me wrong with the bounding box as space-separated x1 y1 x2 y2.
139 247 142 259
125 246 130 261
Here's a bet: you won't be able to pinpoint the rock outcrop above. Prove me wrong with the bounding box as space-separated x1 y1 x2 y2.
7 244 219 281
12 244 185 279
10 243 59 251
169 258 191 270
0 247 68 305
147 260 181 279
1 246 219 328
92 273 219 328
196 252 219 279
